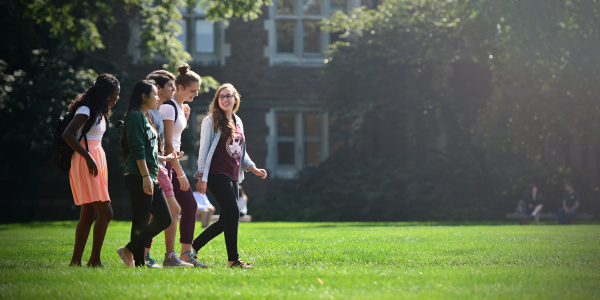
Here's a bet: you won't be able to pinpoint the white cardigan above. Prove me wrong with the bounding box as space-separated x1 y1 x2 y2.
194 114 255 183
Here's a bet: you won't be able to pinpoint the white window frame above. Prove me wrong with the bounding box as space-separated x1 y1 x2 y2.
263 0 360 67
127 6 231 66
265 107 329 179
178 6 231 66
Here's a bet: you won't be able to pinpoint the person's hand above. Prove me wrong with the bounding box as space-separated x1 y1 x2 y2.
527 204 533 208
250 166 268 179
196 180 207 195
178 174 190 191
85 156 99 177
564 208 570 213
164 151 184 162
142 176 154 195
183 104 191 120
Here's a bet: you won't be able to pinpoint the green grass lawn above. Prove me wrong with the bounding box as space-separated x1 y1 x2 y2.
0 221 599 299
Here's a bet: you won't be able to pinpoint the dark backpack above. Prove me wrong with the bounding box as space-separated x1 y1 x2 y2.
163 99 179 123
51 111 95 173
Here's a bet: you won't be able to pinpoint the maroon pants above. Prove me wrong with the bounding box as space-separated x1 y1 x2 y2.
145 162 197 249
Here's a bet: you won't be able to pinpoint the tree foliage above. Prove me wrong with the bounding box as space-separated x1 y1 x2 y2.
255 0 600 221
0 0 267 221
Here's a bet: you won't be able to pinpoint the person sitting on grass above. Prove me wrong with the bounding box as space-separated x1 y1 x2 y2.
116 79 182 267
193 190 216 228
558 182 580 225
523 184 543 225
238 185 248 217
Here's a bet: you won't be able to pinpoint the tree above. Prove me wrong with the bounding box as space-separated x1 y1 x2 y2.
0 0 269 221
254 0 600 221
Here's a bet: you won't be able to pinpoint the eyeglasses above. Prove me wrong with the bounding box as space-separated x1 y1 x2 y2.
218 94 234 100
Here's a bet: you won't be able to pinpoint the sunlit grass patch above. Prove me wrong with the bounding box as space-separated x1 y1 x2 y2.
0 222 598 299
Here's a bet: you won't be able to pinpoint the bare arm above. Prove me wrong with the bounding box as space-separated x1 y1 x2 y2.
163 119 189 190
164 120 175 154
158 151 184 162
62 114 97 176
183 104 190 120
249 165 268 179
196 173 207 195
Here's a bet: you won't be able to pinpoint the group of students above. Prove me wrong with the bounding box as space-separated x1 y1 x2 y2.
62 64 267 268
517 182 581 225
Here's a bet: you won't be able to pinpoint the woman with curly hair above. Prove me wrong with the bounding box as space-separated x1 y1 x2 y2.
193 83 268 268
62 73 120 267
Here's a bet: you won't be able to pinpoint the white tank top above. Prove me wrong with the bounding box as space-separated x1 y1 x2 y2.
159 100 186 151
75 106 106 140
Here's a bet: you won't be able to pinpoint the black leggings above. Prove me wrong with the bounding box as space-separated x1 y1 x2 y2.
124 174 172 267
192 174 240 261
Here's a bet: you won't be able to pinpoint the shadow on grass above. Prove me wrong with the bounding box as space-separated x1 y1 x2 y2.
248 220 599 230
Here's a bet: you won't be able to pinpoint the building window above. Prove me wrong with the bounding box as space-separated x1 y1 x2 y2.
264 0 359 66
176 6 230 65
128 5 231 65
265 108 329 179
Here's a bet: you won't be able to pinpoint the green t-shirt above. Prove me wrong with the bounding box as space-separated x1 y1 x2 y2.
123 110 159 182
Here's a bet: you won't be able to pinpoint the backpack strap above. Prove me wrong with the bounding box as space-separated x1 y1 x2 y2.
163 100 178 123
78 113 96 152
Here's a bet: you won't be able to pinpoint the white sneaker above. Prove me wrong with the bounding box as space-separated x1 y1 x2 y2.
163 252 193 268
145 254 163 269
117 246 135 267
531 211 537 216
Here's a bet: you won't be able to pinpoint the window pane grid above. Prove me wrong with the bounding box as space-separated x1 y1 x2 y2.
195 20 215 53
278 142 295 165
303 0 321 15
274 111 326 170
178 5 217 55
276 20 295 53
275 0 344 55
176 19 188 51
277 0 295 15
303 20 321 53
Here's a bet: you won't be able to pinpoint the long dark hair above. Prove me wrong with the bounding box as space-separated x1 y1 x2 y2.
68 74 119 124
119 80 161 162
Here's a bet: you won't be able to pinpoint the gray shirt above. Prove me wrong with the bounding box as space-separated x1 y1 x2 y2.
148 109 164 142
148 109 166 167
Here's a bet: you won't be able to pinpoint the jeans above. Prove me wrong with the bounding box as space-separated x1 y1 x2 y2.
192 174 240 261
557 207 579 224
124 174 172 266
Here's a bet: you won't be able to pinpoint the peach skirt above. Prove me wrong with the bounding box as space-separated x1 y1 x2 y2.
69 140 111 205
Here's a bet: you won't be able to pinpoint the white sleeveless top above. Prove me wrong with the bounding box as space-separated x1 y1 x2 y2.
159 100 186 151
75 106 106 141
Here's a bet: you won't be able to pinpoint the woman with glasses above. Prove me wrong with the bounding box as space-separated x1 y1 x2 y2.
193 83 268 268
